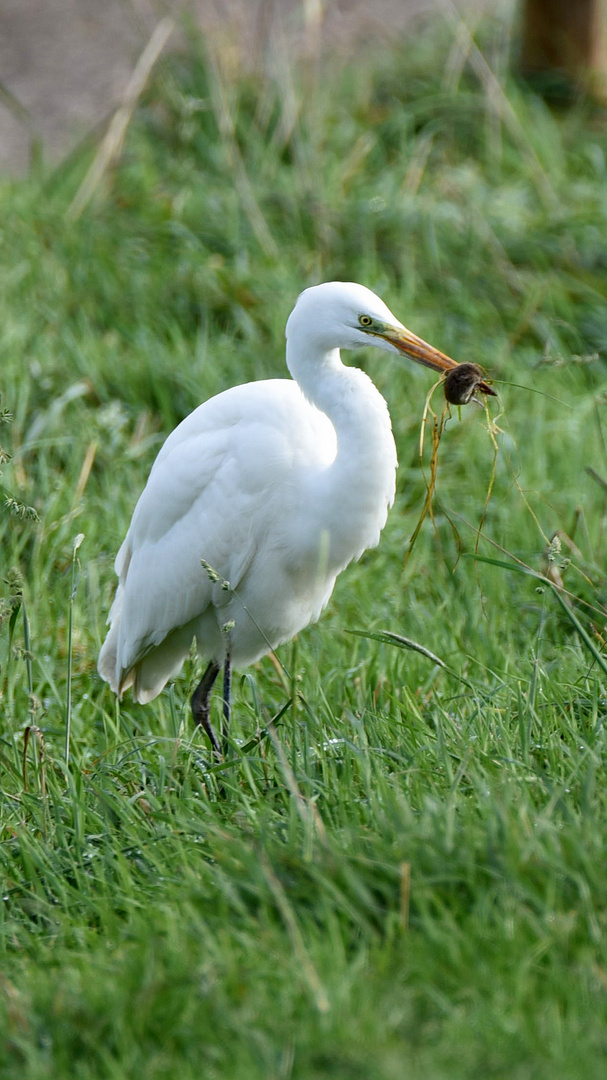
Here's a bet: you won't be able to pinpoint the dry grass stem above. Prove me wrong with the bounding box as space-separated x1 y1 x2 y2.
404 382 445 569
67 18 174 221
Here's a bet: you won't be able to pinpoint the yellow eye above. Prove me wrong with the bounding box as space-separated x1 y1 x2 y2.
359 314 373 327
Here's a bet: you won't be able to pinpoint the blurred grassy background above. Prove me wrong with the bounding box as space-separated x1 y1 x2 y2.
2 7 607 1078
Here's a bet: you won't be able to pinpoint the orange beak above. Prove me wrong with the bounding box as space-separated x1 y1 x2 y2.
379 325 496 397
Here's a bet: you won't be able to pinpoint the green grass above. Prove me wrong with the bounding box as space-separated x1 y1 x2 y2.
2 11 607 1078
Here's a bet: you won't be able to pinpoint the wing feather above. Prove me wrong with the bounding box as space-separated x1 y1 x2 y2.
99 379 333 698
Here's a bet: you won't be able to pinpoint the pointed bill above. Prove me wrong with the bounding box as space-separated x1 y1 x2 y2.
379 325 496 396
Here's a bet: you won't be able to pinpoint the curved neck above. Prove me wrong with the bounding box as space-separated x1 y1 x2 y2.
286 340 340 401
286 339 397 569
286 340 391 454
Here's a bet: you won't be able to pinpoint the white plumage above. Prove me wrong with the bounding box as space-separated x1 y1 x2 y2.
99 281 463 746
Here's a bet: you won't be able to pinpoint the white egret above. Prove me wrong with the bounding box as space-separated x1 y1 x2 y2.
98 281 493 754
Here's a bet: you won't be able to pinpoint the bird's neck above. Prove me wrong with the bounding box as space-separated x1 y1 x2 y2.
286 343 397 569
288 346 391 456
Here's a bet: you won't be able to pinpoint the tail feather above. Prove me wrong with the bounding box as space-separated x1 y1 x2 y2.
98 621 121 695
130 624 195 703
98 606 195 705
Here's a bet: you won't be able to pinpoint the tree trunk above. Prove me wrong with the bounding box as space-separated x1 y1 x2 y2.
520 0 607 99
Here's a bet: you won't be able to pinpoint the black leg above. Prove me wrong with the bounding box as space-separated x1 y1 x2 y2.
222 651 231 757
191 660 221 756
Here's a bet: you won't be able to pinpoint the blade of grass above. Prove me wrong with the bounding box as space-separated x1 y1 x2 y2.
65 534 85 770
469 553 607 679
348 629 479 692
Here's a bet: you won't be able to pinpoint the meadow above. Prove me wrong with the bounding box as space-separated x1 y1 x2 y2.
2 9 607 1078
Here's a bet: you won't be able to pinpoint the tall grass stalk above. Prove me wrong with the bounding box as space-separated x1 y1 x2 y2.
65 533 84 770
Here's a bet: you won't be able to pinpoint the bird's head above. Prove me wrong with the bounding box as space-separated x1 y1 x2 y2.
286 281 495 395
